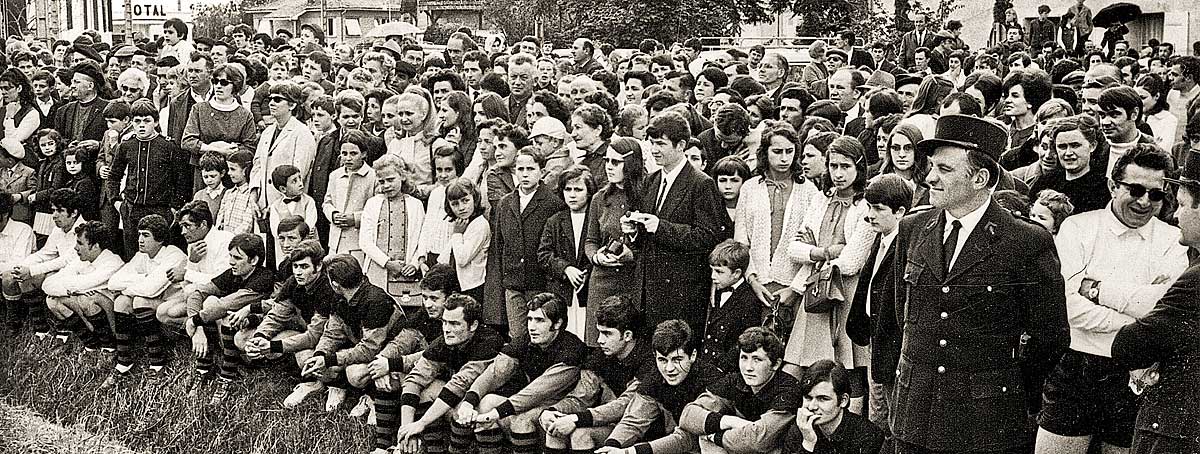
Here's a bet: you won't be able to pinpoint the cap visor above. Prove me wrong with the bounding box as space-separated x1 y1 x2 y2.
916 138 980 156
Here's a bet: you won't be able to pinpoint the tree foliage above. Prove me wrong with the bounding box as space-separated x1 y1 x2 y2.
193 1 248 40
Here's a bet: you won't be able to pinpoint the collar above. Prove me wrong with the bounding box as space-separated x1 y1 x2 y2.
945 197 990 237
880 229 898 249
348 164 371 177
1104 203 1155 240
661 159 687 186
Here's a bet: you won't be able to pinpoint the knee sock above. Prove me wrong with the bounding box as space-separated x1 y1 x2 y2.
114 312 136 371
372 388 400 449
86 312 114 344
57 313 84 338
217 324 240 380
424 420 449 454
3 297 23 328
135 309 166 368
510 431 539 454
448 420 475 454
474 427 505 454
196 324 219 375
25 293 49 333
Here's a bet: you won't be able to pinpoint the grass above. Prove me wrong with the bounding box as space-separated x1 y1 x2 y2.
0 329 374 454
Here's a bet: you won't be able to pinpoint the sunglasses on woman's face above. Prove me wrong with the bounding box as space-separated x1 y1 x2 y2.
121 85 141 93
268 96 290 103
213 78 233 86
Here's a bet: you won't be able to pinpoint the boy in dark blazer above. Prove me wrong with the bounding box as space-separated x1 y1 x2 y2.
703 239 762 373
494 146 566 341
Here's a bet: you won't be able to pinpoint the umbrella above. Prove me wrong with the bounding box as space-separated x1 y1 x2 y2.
1092 2 1141 28
367 21 422 38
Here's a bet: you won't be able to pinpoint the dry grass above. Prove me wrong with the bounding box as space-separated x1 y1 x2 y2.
0 331 373 454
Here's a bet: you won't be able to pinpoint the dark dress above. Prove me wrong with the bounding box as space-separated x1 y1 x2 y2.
583 186 639 323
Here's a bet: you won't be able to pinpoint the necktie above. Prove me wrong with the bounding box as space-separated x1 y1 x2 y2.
943 219 962 273
655 178 668 213
283 196 301 204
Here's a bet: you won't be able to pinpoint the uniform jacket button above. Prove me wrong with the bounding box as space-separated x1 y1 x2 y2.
942 286 950 293
940 312 949 320
938 339 947 347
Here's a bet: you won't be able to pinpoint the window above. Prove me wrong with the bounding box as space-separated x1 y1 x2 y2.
344 18 362 36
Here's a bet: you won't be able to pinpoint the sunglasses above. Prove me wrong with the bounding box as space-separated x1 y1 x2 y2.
1114 180 1167 202
120 85 141 93
268 96 291 103
213 78 233 86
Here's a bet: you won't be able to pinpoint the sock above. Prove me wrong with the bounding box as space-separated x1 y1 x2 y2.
3 298 21 328
195 324 219 375
424 421 449 454
475 427 505 454
511 431 539 454
85 312 114 345
372 389 400 449
217 323 240 380
57 313 84 338
135 309 166 368
449 420 475 454
26 293 49 333
114 312 136 369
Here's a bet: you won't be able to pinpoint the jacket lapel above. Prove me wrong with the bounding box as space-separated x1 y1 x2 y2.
945 203 1006 282
521 185 550 220
912 210 946 283
658 163 692 219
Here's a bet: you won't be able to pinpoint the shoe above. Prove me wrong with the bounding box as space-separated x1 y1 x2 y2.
350 394 373 418
186 373 212 399
209 378 232 405
325 386 347 412
54 330 70 344
33 330 50 340
282 381 325 409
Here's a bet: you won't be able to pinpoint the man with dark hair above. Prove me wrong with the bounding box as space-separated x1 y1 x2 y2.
462 50 488 93
1100 149 1200 454
784 359 884 453
697 104 753 168
1167 55 1200 145
887 114 1068 454
156 200 234 327
1029 6 1057 52
391 293 504 454
1099 86 1157 178
571 38 603 76
41 221 123 350
183 233 275 404
539 296 654 453
1035 145 1186 454
836 30 875 71
5 188 85 335
624 112 731 337
458 292 588 454
899 13 935 70
679 327 800 453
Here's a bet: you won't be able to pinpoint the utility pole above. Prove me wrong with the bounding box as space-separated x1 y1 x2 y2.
124 0 133 42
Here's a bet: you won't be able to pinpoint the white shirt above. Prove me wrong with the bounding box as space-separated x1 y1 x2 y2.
519 188 536 213
942 198 990 270
1167 85 1199 143
42 250 125 297
656 159 688 212
185 228 235 285
0 219 35 268
108 246 187 298
570 211 586 255
1056 205 1189 357
717 278 745 308
1145 110 1178 152
21 217 84 276
865 229 897 315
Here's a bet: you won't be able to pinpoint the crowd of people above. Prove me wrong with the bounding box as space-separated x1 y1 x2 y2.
2 1 1200 453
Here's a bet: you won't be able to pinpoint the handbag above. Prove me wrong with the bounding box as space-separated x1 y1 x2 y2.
760 281 794 341
804 263 844 313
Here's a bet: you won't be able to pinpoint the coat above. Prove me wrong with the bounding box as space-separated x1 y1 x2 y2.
493 184 566 291
702 282 762 372
0 163 35 223
537 209 591 307
847 233 901 385
53 98 110 144
898 29 937 71
888 201 1069 452
252 116 318 207
1111 264 1200 454
631 162 732 337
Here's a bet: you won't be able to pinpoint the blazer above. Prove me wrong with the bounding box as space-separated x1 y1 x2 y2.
1111 264 1200 452
702 282 762 372
251 116 318 207
165 91 199 146
0 163 35 223
53 98 110 144
631 162 732 336
847 233 902 385
537 209 591 307
898 29 936 70
493 184 566 291
888 201 1069 452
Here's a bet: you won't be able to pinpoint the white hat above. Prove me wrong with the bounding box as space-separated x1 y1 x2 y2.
530 117 567 140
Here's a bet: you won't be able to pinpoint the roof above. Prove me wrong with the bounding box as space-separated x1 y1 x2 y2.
247 0 414 14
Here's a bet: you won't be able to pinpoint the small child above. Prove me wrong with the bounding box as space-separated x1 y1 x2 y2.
529 116 571 189
1030 189 1075 235
97 102 133 241
193 153 228 220
268 164 318 266
215 150 259 234
418 145 462 265
438 177 489 305
308 95 337 145
63 144 99 221
323 129 377 263
494 145 566 341
711 155 750 226
704 238 761 372
22 129 66 235
359 154 425 298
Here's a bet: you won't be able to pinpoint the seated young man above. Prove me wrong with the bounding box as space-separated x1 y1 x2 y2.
156 200 234 329
783 359 884 454
242 239 336 408
3 188 84 336
102 214 187 381
388 293 505 454
679 327 800 454
456 293 588 454
301 254 406 413
594 320 723 454
41 221 124 350
226 216 316 358
0 191 35 331
539 295 655 454
184 233 275 404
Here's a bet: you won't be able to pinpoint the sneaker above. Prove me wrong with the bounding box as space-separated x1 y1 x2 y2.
186 373 213 399
283 381 325 409
325 386 347 412
209 378 233 405
54 330 70 344
33 330 50 340
350 394 373 418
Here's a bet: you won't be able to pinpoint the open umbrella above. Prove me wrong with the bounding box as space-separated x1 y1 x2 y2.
366 21 422 39
1092 2 1141 28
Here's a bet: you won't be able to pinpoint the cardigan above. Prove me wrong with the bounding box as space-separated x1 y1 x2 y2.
734 176 820 287
359 194 426 290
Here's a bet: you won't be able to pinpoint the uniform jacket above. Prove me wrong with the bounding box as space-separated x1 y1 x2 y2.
632 162 732 336
888 201 1069 452
538 208 592 307
1111 264 1200 453
494 184 566 291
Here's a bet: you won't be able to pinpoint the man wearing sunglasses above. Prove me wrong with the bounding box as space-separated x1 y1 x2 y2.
1034 144 1189 454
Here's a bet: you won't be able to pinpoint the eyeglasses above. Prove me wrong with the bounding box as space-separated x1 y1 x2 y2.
268 95 290 103
120 85 141 93
1114 180 1167 202
213 78 233 86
